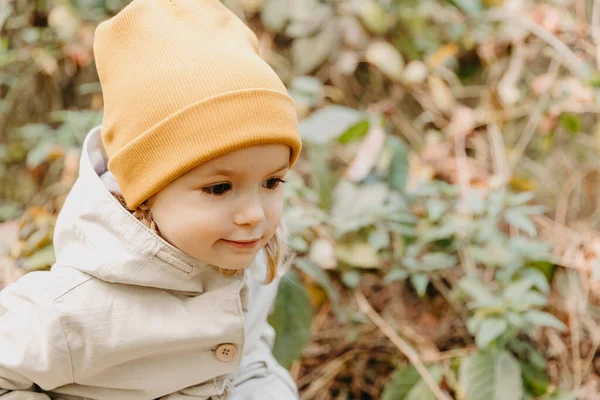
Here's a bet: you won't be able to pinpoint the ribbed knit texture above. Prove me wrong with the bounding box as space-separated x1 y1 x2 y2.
93 0 302 209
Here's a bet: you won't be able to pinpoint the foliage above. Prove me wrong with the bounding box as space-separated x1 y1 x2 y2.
3 0 600 398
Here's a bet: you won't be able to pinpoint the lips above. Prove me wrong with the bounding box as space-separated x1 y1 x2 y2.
222 239 260 249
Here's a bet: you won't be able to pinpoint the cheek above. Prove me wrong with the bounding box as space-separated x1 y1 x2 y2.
264 195 284 232
152 198 225 249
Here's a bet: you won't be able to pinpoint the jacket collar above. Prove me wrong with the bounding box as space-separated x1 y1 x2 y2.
52 125 246 294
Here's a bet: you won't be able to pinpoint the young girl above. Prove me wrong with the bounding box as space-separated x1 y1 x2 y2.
0 0 302 399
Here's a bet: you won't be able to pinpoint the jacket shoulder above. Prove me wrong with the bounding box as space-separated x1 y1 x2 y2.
1 267 93 306
0 269 83 390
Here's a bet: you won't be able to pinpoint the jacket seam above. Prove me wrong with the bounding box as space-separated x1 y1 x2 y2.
52 302 75 384
51 276 94 384
53 276 94 303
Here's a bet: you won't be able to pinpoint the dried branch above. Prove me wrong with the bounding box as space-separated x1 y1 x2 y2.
355 290 452 400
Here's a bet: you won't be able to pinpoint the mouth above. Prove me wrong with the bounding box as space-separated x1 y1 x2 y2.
221 238 261 249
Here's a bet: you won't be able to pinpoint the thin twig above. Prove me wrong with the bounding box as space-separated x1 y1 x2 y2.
568 271 583 390
422 346 477 363
488 122 509 180
484 9 590 80
355 290 452 400
577 0 589 37
508 59 560 172
592 0 600 70
300 350 358 400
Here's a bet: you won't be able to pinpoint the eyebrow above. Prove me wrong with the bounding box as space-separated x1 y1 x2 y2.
207 163 290 177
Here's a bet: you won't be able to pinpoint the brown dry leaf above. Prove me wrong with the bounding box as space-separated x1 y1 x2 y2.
529 4 562 34
30 48 58 76
531 73 554 95
365 41 404 81
48 5 80 41
344 122 386 182
405 152 435 193
403 60 428 85
339 16 369 50
427 75 455 113
552 77 594 104
308 238 337 270
60 148 81 187
0 221 19 256
445 106 476 138
336 241 381 268
426 42 459 69
334 50 360 76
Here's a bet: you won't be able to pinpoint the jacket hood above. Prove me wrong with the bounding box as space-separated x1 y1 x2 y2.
52 125 251 294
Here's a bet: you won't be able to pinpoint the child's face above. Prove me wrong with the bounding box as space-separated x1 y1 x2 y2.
149 144 290 271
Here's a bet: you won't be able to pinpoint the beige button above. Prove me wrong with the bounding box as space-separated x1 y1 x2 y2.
215 343 237 362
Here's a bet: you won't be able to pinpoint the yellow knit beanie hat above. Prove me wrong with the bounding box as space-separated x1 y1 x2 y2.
93 0 302 210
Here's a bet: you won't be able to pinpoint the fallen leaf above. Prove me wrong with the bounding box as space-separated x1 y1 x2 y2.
339 16 369 49
365 41 404 81
337 241 382 268
445 106 476 138
426 42 459 69
308 238 337 270
345 120 386 182
428 75 455 112
292 20 339 74
403 60 428 85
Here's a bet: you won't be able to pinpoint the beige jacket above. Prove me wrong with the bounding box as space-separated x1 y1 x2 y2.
0 126 298 400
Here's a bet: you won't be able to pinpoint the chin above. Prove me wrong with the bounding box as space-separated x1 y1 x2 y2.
214 256 255 271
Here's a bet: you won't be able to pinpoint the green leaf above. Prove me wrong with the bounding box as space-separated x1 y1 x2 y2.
294 258 342 318
410 273 429 297
560 113 582 134
506 191 536 207
503 279 535 302
20 245 55 271
520 361 550 396
476 317 508 348
289 76 323 108
341 269 361 288
338 120 370 144
388 136 409 191
337 241 382 268
350 0 388 34
467 189 486 215
26 141 63 170
450 0 482 15
509 237 552 261
460 276 499 306
426 198 447 222
270 269 314 369
368 227 390 250
384 268 409 283
459 350 523 400
382 365 444 400
520 268 550 294
504 208 537 237
292 21 339 75
405 366 444 400
381 365 421 400
309 143 334 210
300 106 365 144
524 310 567 331
420 252 457 271
0 203 22 222
494 351 523 400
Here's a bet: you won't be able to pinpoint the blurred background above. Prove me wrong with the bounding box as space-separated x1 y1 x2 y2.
2 0 600 398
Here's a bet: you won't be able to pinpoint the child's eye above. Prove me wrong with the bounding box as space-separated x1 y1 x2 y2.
201 183 231 196
264 178 286 190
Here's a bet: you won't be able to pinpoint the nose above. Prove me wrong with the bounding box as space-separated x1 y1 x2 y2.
233 192 265 227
